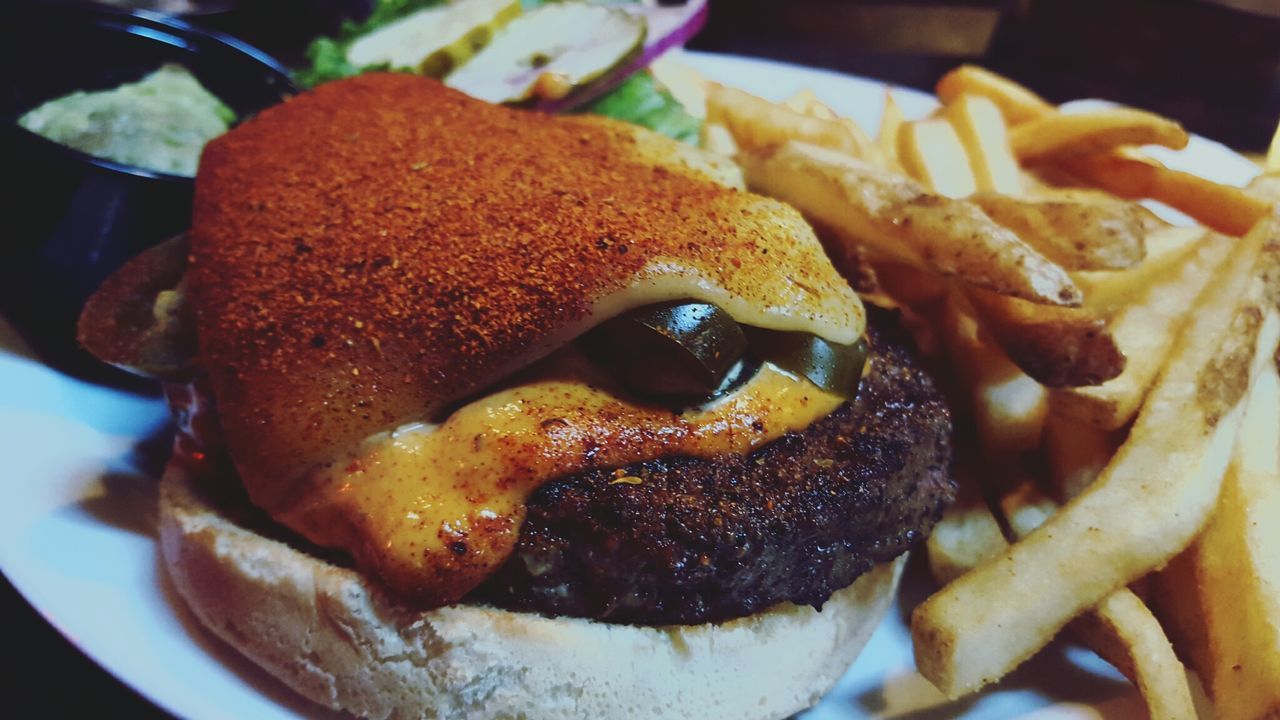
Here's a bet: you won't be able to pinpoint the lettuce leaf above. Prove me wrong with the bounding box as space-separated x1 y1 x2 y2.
583 71 701 144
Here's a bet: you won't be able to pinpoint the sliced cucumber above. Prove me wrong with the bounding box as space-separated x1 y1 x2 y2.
589 301 747 400
445 2 645 104
346 0 522 77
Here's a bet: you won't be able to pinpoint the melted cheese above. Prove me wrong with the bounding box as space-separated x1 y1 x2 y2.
275 351 844 604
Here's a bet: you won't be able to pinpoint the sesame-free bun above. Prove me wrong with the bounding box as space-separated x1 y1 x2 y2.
159 460 903 720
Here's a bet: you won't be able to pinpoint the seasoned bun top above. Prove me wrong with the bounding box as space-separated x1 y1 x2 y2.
190 73 862 507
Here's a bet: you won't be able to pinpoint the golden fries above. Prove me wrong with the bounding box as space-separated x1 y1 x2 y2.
740 141 1082 306
966 287 1123 388
912 219 1280 696
706 83 882 163
1061 151 1270 236
699 121 739 157
1074 225 1204 312
1267 119 1280 173
926 462 1007 587
935 65 1053 125
1053 232 1236 429
937 293 1048 459
997 482 1197 720
1010 108 1189 162
712 65 1280 717
1071 591 1198 720
1152 362 1280 720
877 88 907 171
970 191 1145 271
897 118 978 197
944 94 1022 195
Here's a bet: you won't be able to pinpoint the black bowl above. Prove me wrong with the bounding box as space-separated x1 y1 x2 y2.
0 1 296 383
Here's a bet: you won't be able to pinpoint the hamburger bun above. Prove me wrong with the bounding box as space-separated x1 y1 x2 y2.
159 457 904 720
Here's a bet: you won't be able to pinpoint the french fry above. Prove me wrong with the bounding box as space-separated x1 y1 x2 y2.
1052 232 1236 429
740 141 1083 306
1151 362 1280 720
1010 108 1189 162
935 65 1054 125
705 82 881 162
1042 414 1119 503
1251 174 1280 204
1074 225 1205 313
784 89 891 169
944 94 1022 195
970 191 1145 271
966 287 1124 388
1267 118 1280 173
699 122 738 157
1061 151 1270 237
938 293 1048 459
996 481 1198 720
999 481 1197 720
874 261 949 306
783 88 837 119
877 88 907 171
927 460 1007 587
897 118 978 198
912 219 1280 697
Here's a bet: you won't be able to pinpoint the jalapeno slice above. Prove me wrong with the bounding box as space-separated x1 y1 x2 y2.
744 327 869 401
589 301 748 399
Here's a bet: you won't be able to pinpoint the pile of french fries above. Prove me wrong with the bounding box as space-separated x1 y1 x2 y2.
698 64 1280 719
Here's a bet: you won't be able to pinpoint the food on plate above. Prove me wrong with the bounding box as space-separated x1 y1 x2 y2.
79 73 956 718
700 61 1280 716
964 287 1123 388
1151 363 1280 720
941 94 1020 194
1059 150 1271 237
737 141 1082 306
1008 107 1189 162
968 191 1146 271
443 2 645 103
706 83 883 164
299 0 708 132
998 482 1198 720
912 219 1279 695
1269 121 1280 173
1051 230 1236 428
896 118 978 198
341 0 522 77
934 64 1052 125
873 93 908 174
17 64 233 176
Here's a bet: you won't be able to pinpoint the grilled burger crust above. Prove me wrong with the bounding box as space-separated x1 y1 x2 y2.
475 308 954 624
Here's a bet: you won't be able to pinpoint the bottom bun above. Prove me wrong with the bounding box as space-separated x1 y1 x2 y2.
160 459 904 720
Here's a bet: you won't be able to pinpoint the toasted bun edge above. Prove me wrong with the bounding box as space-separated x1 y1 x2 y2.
159 459 903 720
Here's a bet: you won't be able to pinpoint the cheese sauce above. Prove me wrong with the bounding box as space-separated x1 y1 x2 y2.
274 350 844 604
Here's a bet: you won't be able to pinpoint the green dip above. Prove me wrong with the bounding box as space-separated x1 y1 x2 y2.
18 64 235 177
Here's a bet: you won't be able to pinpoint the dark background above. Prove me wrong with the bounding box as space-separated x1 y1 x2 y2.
6 0 1280 717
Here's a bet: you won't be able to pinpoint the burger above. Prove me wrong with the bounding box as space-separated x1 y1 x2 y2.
79 73 954 719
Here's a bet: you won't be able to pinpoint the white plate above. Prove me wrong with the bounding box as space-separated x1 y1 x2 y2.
0 51 1260 720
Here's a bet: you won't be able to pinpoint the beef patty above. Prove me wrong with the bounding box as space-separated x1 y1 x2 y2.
473 308 954 625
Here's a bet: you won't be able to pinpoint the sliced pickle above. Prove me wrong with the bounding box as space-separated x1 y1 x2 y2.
744 327 869 401
445 2 645 104
590 301 747 399
77 233 196 379
345 0 522 77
